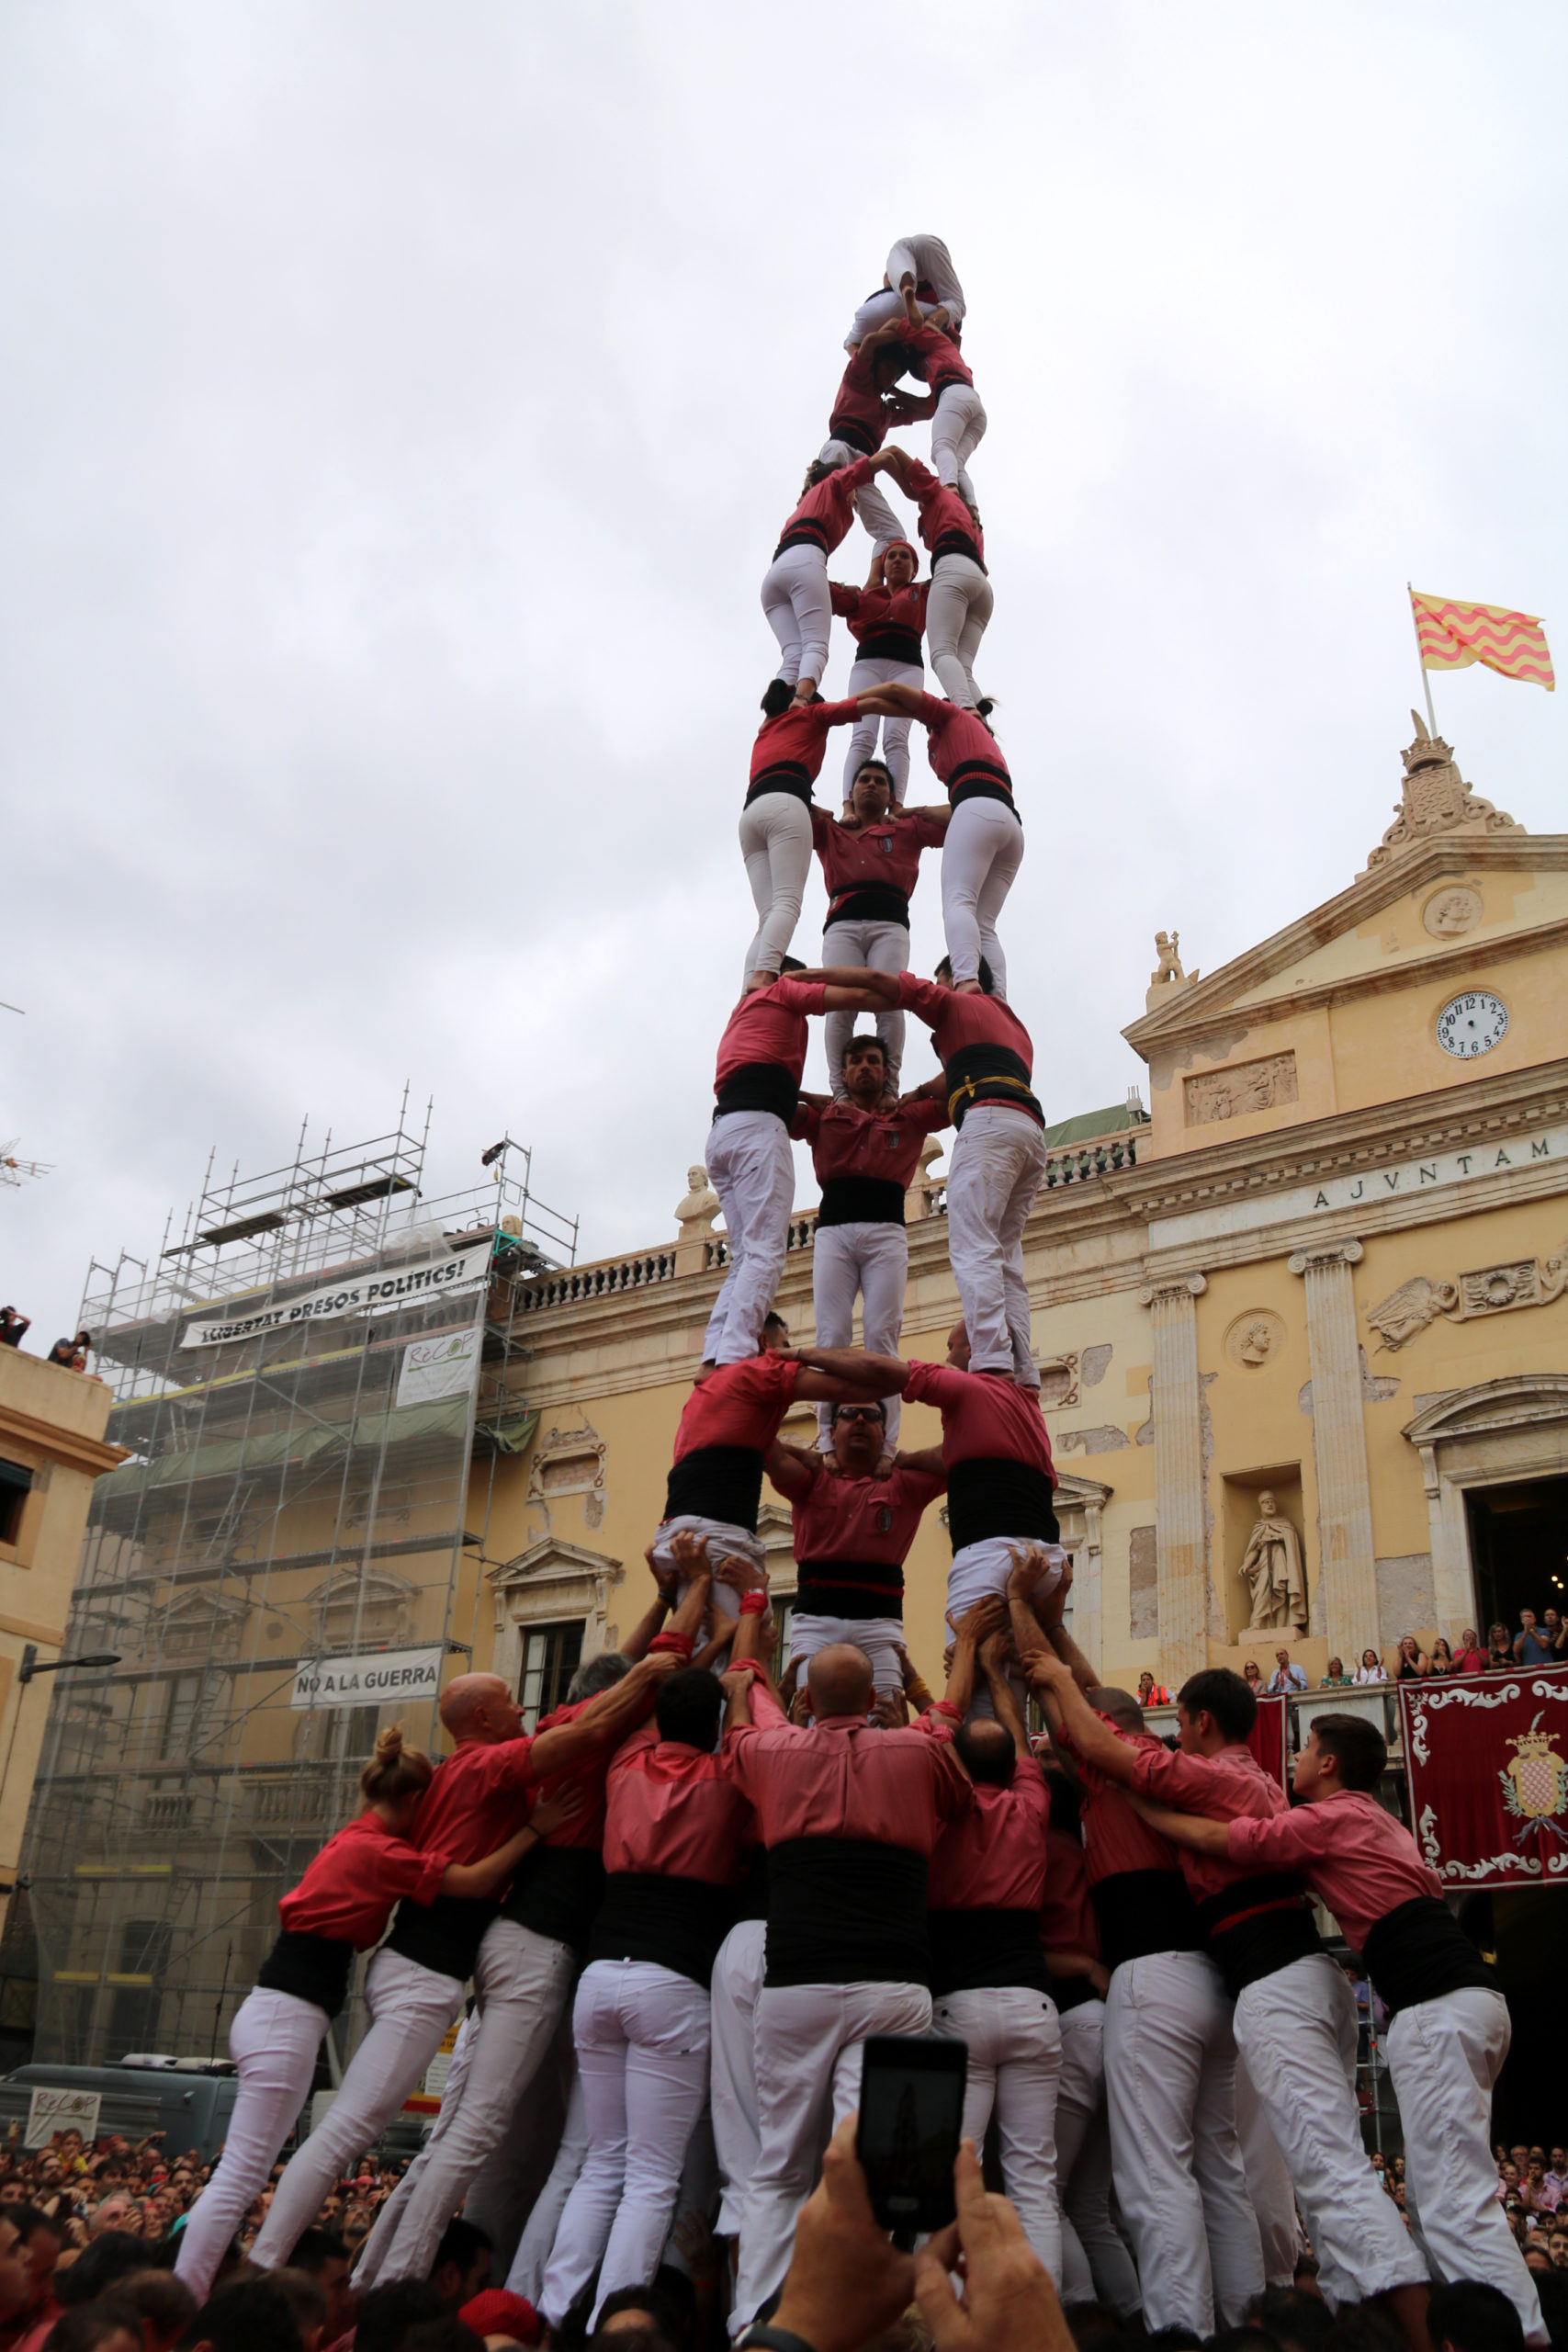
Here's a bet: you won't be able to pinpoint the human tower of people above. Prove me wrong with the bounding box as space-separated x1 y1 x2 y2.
174 238 1545 2350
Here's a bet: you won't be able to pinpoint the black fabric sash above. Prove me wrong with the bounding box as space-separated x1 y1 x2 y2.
828 414 879 456
931 530 986 573
1196 1872 1321 1999
950 776 1020 817
746 763 815 808
713 1062 799 1125
944 1041 1043 1130
774 522 831 559
385 1894 497 1985
795 1557 906 1620
1051 1973 1100 2013
825 883 911 931
587 1872 738 1990
946 1458 1058 1553
500 1843 606 1957
735 1847 770 1925
946 755 1012 801
664 1443 764 1533
255 1930 352 2021
816 1175 907 1228
856 627 923 665
1360 1895 1496 2014
928 1907 1051 1996
764 1837 930 1988
1089 1869 1201 1971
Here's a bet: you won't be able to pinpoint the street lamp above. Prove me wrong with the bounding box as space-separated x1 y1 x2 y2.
0 1649 122 1893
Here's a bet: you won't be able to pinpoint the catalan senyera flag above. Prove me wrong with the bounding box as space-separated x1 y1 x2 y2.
1410 590 1554 690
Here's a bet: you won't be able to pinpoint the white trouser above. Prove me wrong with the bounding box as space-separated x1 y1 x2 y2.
701 1111 796 1366
1103 1951 1263 2335
1054 1997 1141 2318
739 791 814 984
175 1987 326 2301
761 543 832 689
352 2010 477 2286
947 1540 1064 1637
734 1978 931 2335
845 287 948 350
1234 2050 1301 2288
926 555 993 708
945 1105 1047 1383
886 236 965 322
931 384 987 503
461 2003 575 2277
821 919 909 1091
354 1918 575 2287
941 795 1021 992
818 443 902 553
541 1960 712 2331
250 1948 464 2269
650 1518 762 1637
840 658 925 802
933 1985 1064 2284
810 1218 907 1446
709 1919 767 2239
507 2057 589 2301
1387 1986 1543 2339
788 1612 907 1700
1233 1952 1427 2310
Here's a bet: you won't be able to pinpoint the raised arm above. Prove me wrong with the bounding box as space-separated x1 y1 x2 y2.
942 1598 1005 1720
980 1632 1031 1755
529 1652 680 1777
765 1439 821 1504
854 679 926 719
786 1344 909 1403
1026 1655 1140 1786
1015 1550 1097 1696
622 1545 681 1661
892 1442 945 1478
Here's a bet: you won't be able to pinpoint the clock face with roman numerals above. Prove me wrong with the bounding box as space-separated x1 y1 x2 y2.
1435 990 1508 1059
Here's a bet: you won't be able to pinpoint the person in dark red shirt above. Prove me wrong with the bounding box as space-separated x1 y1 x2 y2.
881 448 989 709
886 285 986 506
764 1378 944 1694
862 684 1021 1000
181 1727 569 2301
702 960 898 1368
899 966 1047 1387
811 763 948 1087
761 448 902 706
790 1032 949 1443
741 688 870 990
816 318 911 563
829 541 932 804
844 234 966 349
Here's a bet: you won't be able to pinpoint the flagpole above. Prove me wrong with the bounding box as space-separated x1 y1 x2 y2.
1407 582 1438 733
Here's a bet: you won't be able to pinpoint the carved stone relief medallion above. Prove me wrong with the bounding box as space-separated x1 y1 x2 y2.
1224 1309 1286 1370
1422 885 1483 940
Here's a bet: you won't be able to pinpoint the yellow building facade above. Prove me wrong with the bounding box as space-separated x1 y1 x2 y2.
478 719 1568 1708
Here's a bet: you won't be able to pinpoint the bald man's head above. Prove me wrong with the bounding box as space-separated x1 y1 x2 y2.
954 1718 1016 1785
439 1672 519 1743
1088 1684 1145 1735
807 1644 875 1721
946 1322 972 1370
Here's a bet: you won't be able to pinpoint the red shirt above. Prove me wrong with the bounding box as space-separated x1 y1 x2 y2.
277 1811 450 1947
672 1354 803 1465
901 458 985 571
1454 1646 1488 1674
407 1735 537 1869
907 693 1011 798
1224 1792 1442 1954
729 1682 971 1853
901 1361 1056 1482
929 1757 1049 1911
897 976 1034 1077
774 456 876 558
900 314 975 393
809 806 944 915
793 1097 950 1192
828 347 895 452
749 698 862 799
714 977 828 1093
1040 1825 1101 1955
602 1723 752 1886
524 1693 619 1853
1125 1740 1290 1903
787 1457 945 1570
1055 1721 1185 1886
829 579 931 653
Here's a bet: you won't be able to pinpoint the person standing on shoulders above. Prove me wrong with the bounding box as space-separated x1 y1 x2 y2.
844 234 966 349
761 450 903 705
829 547 932 805
739 687 868 989
887 285 986 503
810 766 948 1087
878 456 991 711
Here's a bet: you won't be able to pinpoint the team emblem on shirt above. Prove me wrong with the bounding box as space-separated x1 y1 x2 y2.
1499 1713 1568 1829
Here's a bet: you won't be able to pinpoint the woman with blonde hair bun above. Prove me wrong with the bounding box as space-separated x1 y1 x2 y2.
175 1723 580 2302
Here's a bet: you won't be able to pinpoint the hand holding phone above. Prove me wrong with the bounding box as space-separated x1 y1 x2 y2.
855 2033 967 2246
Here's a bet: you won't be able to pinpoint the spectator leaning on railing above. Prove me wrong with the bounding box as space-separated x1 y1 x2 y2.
1320 1657 1354 1688
1515 1611 1557 1668
1266 1648 1307 1695
1353 1649 1386 1685
1488 1623 1516 1670
1393 1634 1429 1680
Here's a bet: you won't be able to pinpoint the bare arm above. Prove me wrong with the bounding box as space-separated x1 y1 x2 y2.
980 1633 1030 1753
439 1785 584 1898
942 1599 1005 1719
529 1653 678 1777
722 1666 757 1732
1027 1655 1140 1787
855 679 926 718
788 1345 908 1396
892 1442 945 1478
764 1439 820 1504
621 1546 679 1661
1128 1800 1230 1858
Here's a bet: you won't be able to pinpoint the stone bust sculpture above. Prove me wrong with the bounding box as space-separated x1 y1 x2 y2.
674 1165 720 1244
1239 1490 1308 1634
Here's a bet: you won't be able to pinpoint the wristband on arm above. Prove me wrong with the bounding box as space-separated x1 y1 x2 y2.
739 1591 769 1619
649 1629 694 1658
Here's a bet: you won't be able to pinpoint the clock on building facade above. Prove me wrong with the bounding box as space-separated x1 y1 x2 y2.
1435 990 1509 1057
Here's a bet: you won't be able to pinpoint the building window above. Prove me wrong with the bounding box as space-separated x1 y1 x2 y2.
324 1706 382 1766
161 1674 205 1759
106 1917 166 2059
0 1461 31 1549
519 1622 584 1731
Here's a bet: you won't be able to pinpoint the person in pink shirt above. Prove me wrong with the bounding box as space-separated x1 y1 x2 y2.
880 450 990 709
829 544 932 803
761 448 903 705
1030 1648 1430 2344
809 763 948 1088
1134 1710 1546 2346
740 687 866 989
886 283 986 504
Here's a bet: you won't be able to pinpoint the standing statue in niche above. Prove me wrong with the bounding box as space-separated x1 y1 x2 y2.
1239 1490 1308 1634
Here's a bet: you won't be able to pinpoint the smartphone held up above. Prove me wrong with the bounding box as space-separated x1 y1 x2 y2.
855 2033 967 2247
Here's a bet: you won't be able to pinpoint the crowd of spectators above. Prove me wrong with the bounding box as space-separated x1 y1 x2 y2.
1231 1611 1568 1697
0 1311 96 1374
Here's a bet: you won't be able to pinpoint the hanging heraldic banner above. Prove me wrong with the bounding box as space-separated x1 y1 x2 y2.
292 1645 445 1712
397 1327 482 1408
1401 1668 1568 1887
182 1241 494 1349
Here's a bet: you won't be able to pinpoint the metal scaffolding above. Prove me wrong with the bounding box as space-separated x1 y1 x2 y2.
9 1104 575 2072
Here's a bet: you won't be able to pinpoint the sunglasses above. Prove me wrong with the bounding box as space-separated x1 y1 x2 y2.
835 1405 885 1422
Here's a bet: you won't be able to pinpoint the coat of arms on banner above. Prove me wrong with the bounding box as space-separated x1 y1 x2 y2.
1500 1713 1568 1844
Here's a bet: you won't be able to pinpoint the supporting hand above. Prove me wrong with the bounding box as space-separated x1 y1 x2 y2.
772 2116 918 2352
914 2141 1074 2352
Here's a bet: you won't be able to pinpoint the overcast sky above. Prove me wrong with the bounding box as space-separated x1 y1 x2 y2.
3 1 1563 1347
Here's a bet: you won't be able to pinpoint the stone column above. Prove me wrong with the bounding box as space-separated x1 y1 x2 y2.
1141 1272 1209 1685
1288 1238 1380 1660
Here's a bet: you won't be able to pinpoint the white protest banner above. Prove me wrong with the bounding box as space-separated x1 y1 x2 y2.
396 1328 482 1409
182 1242 493 1349
291 1645 444 1713
25 2086 101 2150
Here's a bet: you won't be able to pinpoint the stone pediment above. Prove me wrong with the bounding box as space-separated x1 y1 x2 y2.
490 1536 624 1593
